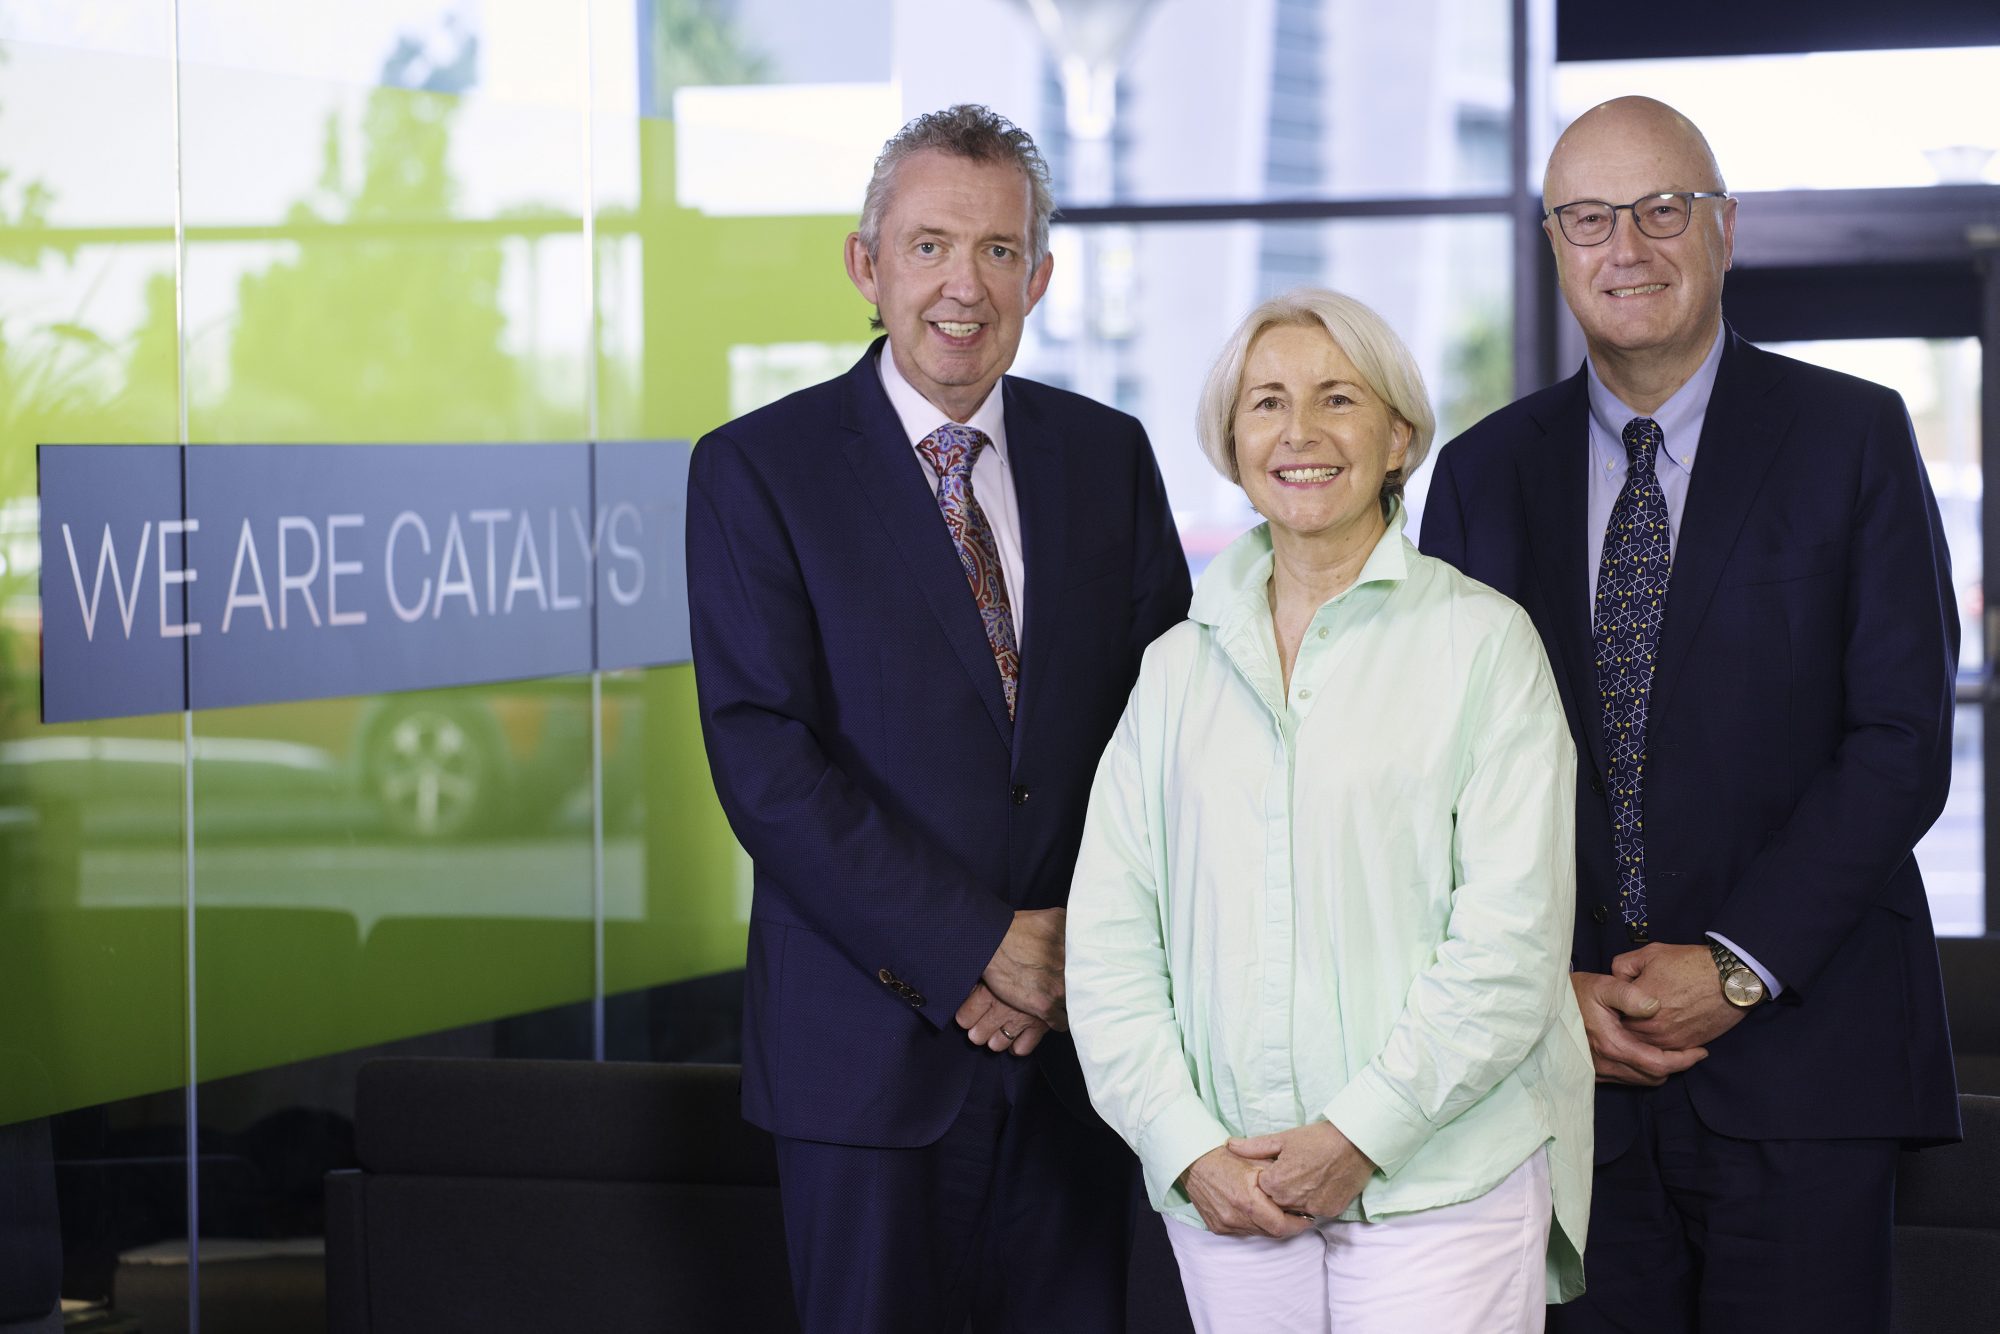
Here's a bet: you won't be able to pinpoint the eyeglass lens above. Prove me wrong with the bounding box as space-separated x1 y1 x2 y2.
1558 194 1692 245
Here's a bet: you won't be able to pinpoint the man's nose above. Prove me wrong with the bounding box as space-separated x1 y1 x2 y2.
1605 209 1655 265
940 251 983 303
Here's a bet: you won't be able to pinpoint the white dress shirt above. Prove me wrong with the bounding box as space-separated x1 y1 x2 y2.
1582 326 1781 997
877 343 1028 650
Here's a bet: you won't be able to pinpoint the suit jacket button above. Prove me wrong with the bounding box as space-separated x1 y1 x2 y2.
909 993 926 1008
878 968 896 985
1011 785 1031 806
1592 904 1608 924
1589 775 1605 796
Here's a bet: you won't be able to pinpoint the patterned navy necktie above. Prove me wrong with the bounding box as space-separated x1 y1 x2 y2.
916 424 1019 722
1592 417 1671 942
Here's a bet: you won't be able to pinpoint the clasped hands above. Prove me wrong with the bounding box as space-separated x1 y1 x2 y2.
1575 942 1748 1086
1181 1122 1376 1239
956 907 1068 1056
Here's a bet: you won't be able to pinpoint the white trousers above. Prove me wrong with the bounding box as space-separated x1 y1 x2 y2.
1164 1147 1551 1334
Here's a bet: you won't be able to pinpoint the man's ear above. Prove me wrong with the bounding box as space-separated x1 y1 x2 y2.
845 231 880 304
1024 250 1054 313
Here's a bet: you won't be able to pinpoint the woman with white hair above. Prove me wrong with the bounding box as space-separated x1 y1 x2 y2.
1066 288 1593 1332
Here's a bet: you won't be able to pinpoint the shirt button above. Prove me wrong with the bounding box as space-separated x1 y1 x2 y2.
1011 785 1031 806
1316 628 1328 640
1297 689 1312 700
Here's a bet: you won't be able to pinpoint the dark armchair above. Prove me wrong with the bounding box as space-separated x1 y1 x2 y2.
1893 1093 2000 1334
326 1058 796 1333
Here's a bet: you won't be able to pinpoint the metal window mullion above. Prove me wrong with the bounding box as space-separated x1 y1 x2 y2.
1980 252 2000 937
1052 194 1513 226
583 0 606 1062
167 0 200 1329
1512 0 1556 397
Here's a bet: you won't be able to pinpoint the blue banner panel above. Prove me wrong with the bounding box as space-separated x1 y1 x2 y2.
595 439 692 672
37 445 191 723
184 445 597 711
38 441 693 723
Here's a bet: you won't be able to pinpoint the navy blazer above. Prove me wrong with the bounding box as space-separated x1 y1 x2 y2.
1422 328 1961 1156
687 341 1191 1148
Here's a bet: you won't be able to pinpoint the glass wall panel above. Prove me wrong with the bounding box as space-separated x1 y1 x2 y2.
0 8 188 1328
601 0 867 1057
1767 337 1984 935
657 0 1510 224
1098 0 1514 203
177 2 599 1319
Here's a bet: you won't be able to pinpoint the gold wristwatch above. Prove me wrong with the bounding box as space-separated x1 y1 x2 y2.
1709 940 1767 1009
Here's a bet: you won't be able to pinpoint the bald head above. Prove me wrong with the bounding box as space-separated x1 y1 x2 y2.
1544 97 1725 208
1541 96 1736 411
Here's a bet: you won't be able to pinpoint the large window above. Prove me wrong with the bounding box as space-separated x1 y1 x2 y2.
1020 216 1513 565
1556 47 2000 191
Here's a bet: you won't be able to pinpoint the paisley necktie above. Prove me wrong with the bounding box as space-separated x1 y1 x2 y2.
916 424 1019 722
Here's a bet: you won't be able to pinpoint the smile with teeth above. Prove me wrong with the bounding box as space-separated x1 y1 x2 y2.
934 321 983 337
1608 284 1667 298
1276 466 1343 483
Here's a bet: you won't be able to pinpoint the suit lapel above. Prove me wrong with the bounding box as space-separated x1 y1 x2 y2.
1518 369 1610 781
839 345 1014 744
1001 378 1067 761
1652 330 1794 713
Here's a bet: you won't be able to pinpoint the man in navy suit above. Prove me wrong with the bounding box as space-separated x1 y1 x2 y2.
1421 97 1960 1331
686 105 1190 1333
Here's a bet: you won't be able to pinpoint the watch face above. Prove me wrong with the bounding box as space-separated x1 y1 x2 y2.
1722 967 1765 1008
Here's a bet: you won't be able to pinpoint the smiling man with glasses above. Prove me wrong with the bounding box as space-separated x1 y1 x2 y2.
1424 96 1960 1332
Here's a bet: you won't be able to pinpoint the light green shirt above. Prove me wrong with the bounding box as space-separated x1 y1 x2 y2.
1066 508 1593 1301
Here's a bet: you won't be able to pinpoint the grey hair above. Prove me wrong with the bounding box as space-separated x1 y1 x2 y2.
1195 287 1437 518
858 104 1055 267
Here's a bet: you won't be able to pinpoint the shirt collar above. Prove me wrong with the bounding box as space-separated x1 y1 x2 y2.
1189 503 1411 629
877 340 1009 462
1585 323 1724 474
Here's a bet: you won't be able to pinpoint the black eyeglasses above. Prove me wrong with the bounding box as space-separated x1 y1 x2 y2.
1545 192 1732 246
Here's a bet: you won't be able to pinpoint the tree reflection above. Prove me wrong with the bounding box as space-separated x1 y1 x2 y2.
214 22 539 441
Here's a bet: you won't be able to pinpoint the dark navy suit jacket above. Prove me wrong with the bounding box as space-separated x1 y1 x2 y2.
1421 328 1961 1159
687 340 1191 1148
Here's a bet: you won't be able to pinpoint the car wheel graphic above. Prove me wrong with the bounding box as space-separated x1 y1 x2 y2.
364 703 503 841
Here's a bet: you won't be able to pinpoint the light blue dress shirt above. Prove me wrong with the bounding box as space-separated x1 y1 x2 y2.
1583 326 1723 603
1582 326 1780 995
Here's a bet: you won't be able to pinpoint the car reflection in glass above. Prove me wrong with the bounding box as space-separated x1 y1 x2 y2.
1 683 634 845
1 497 637 845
